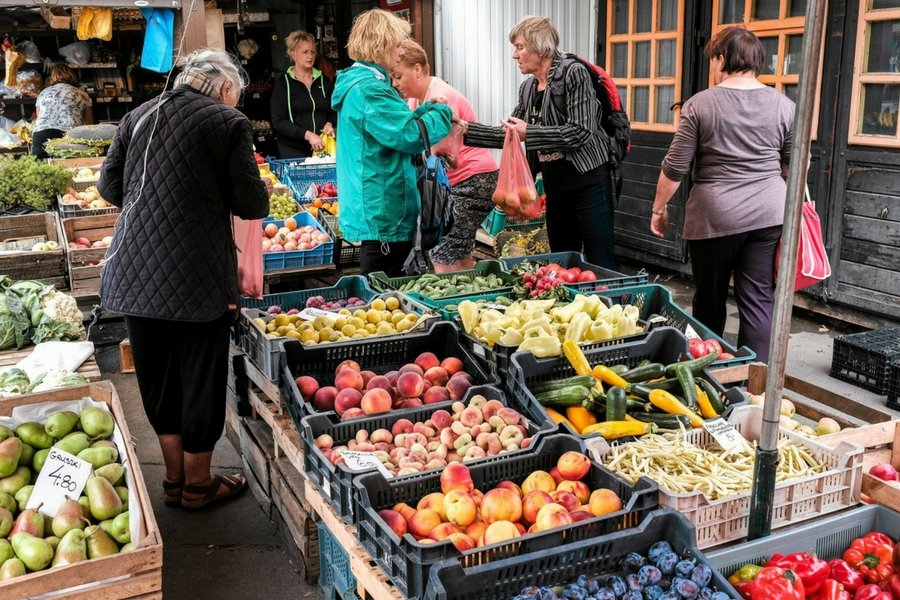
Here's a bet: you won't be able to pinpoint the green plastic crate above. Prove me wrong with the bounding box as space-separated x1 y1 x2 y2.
368 260 515 302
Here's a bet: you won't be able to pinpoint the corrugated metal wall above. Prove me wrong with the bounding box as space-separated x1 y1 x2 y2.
436 0 598 130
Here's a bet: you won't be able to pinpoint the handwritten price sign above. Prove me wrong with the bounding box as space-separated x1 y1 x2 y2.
27 448 93 517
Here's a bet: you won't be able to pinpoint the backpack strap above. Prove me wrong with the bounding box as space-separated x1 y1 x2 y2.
414 118 432 156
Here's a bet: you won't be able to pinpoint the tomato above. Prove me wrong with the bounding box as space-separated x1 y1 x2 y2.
558 270 577 284
718 352 735 360
577 270 597 282
688 338 708 359
545 263 563 274
704 339 723 355
568 267 582 277
322 183 338 198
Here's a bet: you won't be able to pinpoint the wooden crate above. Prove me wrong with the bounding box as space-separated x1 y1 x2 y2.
40 5 71 29
48 157 105 170
0 381 163 599
0 346 101 382
119 338 135 373
61 213 119 298
0 213 67 282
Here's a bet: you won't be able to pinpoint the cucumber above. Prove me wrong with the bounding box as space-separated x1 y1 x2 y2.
532 375 595 395
673 364 700 413
620 362 666 383
631 412 693 429
536 385 591 408
605 386 627 422
697 377 727 415
665 350 720 376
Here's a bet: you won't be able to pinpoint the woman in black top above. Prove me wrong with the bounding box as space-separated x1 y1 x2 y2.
271 31 336 158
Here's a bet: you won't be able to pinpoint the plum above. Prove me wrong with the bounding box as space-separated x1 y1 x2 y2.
644 585 665 600
561 584 587 600
648 540 673 562
655 551 680 575
675 559 697 578
606 575 627 597
623 551 645 572
267 305 282 314
638 565 663 586
690 564 712 589
673 577 700 598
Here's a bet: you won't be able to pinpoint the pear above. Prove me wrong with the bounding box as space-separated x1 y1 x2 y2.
10 507 44 538
119 542 135 553
86 476 122 520
52 498 85 538
0 492 14 514
15 422 52 450
91 440 117 450
99 518 115 538
32 448 50 473
0 437 22 478
0 425 13 443
78 496 91 519
0 538 12 563
0 557 25 580
52 529 87 567
10 532 53 571
44 411 79 439
17 443 34 469
54 432 91 457
77 447 118 469
0 507 12 537
110 511 130 544
115 486 129 510
94 463 125 486
84 525 119 558
14 484 33 512
44 536 59 551
79 408 115 438
0 466 31 496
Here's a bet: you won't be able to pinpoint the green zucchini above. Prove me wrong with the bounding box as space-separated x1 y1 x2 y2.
606 386 628 421
626 378 681 398
673 364 700 413
698 377 727 415
665 350 720 376
620 362 666 383
536 385 591 408
583 397 605 416
532 375 595 394
631 412 693 429
609 364 630 375
625 398 649 412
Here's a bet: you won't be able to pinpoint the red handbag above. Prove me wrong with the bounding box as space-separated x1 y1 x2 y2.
776 188 831 291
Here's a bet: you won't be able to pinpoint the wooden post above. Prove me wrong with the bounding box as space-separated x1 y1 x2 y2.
176 0 207 54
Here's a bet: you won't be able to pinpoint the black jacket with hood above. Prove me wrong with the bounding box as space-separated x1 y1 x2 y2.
271 67 336 158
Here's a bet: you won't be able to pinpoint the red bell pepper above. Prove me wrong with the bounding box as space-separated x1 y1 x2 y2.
750 567 805 600
844 536 895 584
813 579 852 600
865 532 895 546
732 581 753 600
887 574 900 600
767 552 831 595
854 584 892 600
830 558 866 593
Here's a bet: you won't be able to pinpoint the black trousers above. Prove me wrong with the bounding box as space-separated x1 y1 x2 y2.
31 128 65 159
688 225 783 363
359 240 413 277
124 313 232 453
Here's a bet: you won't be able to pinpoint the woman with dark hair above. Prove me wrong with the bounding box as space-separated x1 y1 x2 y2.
31 64 93 158
650 26 795 362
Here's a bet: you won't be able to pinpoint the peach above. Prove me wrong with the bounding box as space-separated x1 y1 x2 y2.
465 521 488 541
313 386 338 412
431 409 453 430
557 451 591 482
397 372 425 398
417 492 447 521
356 442 376 452
481 399 504 420
366 375 392 392
361 388 392 415
467 489 483 507
375 442 392 454
378 509 408 537
370 429 393 444
588 488 623 517
428 522 462 542
341 407 365 420
335 360 361 374
527 524 539 534
482 520 520 545
550 491 581 513
514 522 526 535
360 370 376 385
480 488 523 524
385 370 400 387
497 407 521 426
459 406 484 427
294 376 319 401
335 368 365 392
521 490 554 524
426 458 447 470
569 510 594 523
356 429 370 444
408 509 442 538
441 357 465 375
391 419 414 437
415 351 441 372
440 463 474 494
313 434 333 450
463 446 486 461
439 428 457 448
451 421 468 436
446 532 475 552
447 374 473 401
424 366 449 387
393 502 416 522
495 481 523 498
535 503 573 532
264 223 278 238
521 470 556 495
556 480 591 504
549 467 564 486
423 386 450 405
396 398 423 409
334 388 362 415
521 438 533 449
397 467 419 476
443 490 477 527
399 363 425 377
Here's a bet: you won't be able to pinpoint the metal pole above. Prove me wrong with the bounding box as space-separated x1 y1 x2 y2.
747 0 828 539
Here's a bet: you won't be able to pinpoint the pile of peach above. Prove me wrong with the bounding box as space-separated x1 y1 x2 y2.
375 453 624 553
295 353 476 420
314 395 532 476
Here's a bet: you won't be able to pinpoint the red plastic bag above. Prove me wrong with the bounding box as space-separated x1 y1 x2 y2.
493 128 540 219
233 216 263 299
431 123 464 168
775 188 831 291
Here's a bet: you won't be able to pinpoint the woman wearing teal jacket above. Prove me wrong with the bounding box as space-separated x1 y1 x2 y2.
333 8 454 276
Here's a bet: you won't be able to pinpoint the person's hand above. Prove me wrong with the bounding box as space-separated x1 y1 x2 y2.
501 116 527 140
322 123 335 136
650 209 669 238
305 131 325 152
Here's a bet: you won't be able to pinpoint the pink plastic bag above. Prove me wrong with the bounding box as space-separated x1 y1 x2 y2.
431 123 464 168
493 128 540 219
775 188 832 291
233 216 263 299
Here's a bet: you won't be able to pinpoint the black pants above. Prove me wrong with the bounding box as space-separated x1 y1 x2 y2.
31 129 64 159
359 240 413 277
688 225 782 363
124 313 232 453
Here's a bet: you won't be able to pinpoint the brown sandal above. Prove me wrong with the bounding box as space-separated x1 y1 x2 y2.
180 474 248 511
162 478 184 507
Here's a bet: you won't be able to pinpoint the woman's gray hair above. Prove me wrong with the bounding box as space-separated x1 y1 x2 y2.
508 16 559 59
175 48 249 90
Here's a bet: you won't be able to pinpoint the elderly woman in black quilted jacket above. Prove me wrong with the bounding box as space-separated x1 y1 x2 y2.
99 48 270 511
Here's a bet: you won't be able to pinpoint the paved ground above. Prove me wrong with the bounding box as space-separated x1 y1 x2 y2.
90 263 897 600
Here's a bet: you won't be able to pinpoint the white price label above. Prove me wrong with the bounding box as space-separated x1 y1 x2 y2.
683 324 701 340
297 308 339 322
471 343 486 357
27 449 93 517
484 303 509 311
339 451 393 479
703 418 749 453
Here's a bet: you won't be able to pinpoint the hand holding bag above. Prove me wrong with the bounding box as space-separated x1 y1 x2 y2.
775 187 831 291
492 128 541 219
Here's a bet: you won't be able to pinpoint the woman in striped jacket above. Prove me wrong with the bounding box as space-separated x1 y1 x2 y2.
464 15 619 270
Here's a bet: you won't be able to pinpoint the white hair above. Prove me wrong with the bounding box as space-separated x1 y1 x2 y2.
175 48 248 90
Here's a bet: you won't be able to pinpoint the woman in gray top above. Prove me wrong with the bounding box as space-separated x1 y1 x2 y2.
651 26 795 362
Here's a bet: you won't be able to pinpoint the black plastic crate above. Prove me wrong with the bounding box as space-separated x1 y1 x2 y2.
887 362 900 410
507 327 748 436
426 509 739 600
300 384 556 523
831 327 900 394
316 209 361 269
352 433 659 600
279 321 500 427
500 251 649 291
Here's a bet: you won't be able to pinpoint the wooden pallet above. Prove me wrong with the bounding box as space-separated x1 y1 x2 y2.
244 353 285 415
119 338 135 373
0 346 101 381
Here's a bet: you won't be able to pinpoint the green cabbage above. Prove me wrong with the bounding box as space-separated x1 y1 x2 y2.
0 292 31 350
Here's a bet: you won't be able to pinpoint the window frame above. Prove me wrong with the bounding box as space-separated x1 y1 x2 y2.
606 0 685 133
848 1 900 148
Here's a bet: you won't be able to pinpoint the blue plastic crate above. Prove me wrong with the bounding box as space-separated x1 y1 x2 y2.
268 159 337 201
318 522 355 600
262 211 334 272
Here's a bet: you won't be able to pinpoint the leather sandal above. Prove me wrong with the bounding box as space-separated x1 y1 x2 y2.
162 477 184 507
181 474 248 511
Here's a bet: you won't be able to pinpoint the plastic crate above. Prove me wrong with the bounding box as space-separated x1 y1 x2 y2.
589 404 864 549
262 209 304 225
300 384 555 523
269 159 337 201
507 327 748 437
888 361 900 410
501 251 649 291
708 504 900 580
316 209 361 269
57 202 119 219
352 433 659 600
318 521 356 600
262 211 334 271
279 320 498 421
243 291 436 380
480 208 507 236
593 284 756 368
830 327 900 394
426 509 740 600
422 290 519 322
368 260 516 302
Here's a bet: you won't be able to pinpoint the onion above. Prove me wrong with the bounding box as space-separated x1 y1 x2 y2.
869 463 899 482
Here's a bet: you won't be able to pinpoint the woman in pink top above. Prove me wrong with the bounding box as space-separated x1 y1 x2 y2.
392 40 499 272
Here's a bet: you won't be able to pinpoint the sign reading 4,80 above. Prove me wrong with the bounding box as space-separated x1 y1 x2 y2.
27 448 94 517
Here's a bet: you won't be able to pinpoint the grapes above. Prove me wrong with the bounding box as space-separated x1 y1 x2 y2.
268 193 299 220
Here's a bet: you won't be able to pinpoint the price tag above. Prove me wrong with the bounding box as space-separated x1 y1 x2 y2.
683 324 701 340
703 418 749 453
484 303 509 311
297 308 339 322
339 451 393 479
471 343 486 357
27 449 92 517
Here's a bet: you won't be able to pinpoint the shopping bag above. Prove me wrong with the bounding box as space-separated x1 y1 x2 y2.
775 188 831 291
233 217 263 299
140 8 175 73
431 123 464 168
493 128 540 219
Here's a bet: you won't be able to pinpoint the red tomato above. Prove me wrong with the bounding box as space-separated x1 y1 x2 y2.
704 339 723 355
577 270 597 282
718 352 735 360
545 263 563 274
558 270 577 284
568 267 582 277
688 338 708 359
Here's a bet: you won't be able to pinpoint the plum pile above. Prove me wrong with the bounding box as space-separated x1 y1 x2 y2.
304 295 367 310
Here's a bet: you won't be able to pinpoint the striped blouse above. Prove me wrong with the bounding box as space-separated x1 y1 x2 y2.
465 53 609 174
